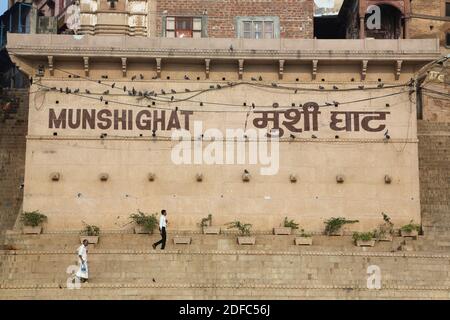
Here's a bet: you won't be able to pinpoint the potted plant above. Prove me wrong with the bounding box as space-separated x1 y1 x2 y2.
80 223 100 244
130 210 158 234
294 229 313 246
353 231 376 247
375 212 395 242
400 220 420 239
200 214 221 234
21 211 47 234
274 217 299 235
226 221 255 245
324 217 359 236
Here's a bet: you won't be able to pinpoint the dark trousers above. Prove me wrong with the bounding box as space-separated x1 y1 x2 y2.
153 227 166 249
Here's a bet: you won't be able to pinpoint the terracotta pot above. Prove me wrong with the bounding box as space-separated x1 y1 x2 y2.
356 239 375 247
295 237 313 246
173 237 191 244
80 236 99 244
22 226 42 235
273 227 291 235
237 236 256 245
203 226 221 235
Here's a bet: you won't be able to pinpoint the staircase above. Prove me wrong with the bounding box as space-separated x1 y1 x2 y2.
1 232 450 299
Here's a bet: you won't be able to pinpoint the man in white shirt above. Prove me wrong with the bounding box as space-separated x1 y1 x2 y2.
76 239 89 283
152 209 168 250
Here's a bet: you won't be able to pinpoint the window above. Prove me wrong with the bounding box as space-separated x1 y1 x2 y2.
446 2 450 17
236 17 279 39
165 17 203 38
446 32 450 47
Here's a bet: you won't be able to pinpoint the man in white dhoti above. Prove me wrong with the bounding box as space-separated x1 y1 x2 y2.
76 239 89 283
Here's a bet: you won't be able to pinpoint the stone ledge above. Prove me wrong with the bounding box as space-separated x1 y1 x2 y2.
1 249 449 259
1 282 450 291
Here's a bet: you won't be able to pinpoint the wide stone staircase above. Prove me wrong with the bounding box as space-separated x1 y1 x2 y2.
1 232 450 299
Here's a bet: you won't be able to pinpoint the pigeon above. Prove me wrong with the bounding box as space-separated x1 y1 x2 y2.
73 88 80 93
244 169 249 174
319 85 325 90
259 76 263 81
333 101 339 107
185 88 191 92
171 96 174 101
333 85 339 90
103 90 109 95
217 84 222 89
229 45 234 51
200 102 203 106
378 83 384 88
311 135 317 139
152 76 158 80
290 134 295 139
100 96 103 102
85 89 90 94
171 89 176 94
184 75 190 80
384 130 390 140
131 75 137 81
251 103 256 109
271 83 277 87
111 83 115 88
161 89 166 95
139 74 144 80
123 86 127 92
358 85 364 90
251 77 257 81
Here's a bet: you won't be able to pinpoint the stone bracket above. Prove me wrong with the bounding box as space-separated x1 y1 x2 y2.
312 60 318 80
47 56 54 76
205 59 211 79
279 59 285 80
121 57 127 77
361 60 368 81
156 58 162 78
83 56 89 77
395 60 403 80
238 59 244 80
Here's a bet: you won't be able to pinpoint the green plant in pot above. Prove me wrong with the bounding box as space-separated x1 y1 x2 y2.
80 222 101 244
295 229 313 246
274 217 299 235
21 211 47 234
130 210 158 234
324 217 359 236
226 221 255 245
375 212 395 241
200 214 220 234
352 231 376 247
400 220 420 238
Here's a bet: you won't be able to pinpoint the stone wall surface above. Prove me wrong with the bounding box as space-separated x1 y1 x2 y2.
0 89 28 239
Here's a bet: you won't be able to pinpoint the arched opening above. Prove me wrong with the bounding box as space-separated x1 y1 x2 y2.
365 4 403 39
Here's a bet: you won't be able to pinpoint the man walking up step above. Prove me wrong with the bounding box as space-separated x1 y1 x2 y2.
152 209 168 250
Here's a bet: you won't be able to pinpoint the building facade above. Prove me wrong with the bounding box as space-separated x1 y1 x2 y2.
2 0 447 233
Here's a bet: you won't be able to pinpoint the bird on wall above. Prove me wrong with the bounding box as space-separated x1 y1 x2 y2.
378 83 384 88
184 75 190 80
251 77 257 81
161 89 166 95
185 88 191 92
384 130 390 140
65 87 71 94
244 169 249 174
333 101 339 107
100 96 103 102
73 88 80 93
171 96 174 101
333 85 339 90
103 90 109 95
311 135 317 139
111 83 115 88
229 45 234 51
171 89 176 94
271 83 278 87
209 85 215 89
131 75 137 81
217 84 222 89
132 88 136 96
152 75 158 80
325 102 333 106
259 76 263 81
272 102 279 108
85 89 90 94
290 134 296 139
101 75 108 79
358 85 364 90
319 85 325 90
123 86 127 92
140 74 144 80
251 103 256 109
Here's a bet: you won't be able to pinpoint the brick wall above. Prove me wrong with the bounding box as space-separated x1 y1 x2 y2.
0 89 28 238
410 0 449 48
156 0 314 38
418 121 450 234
